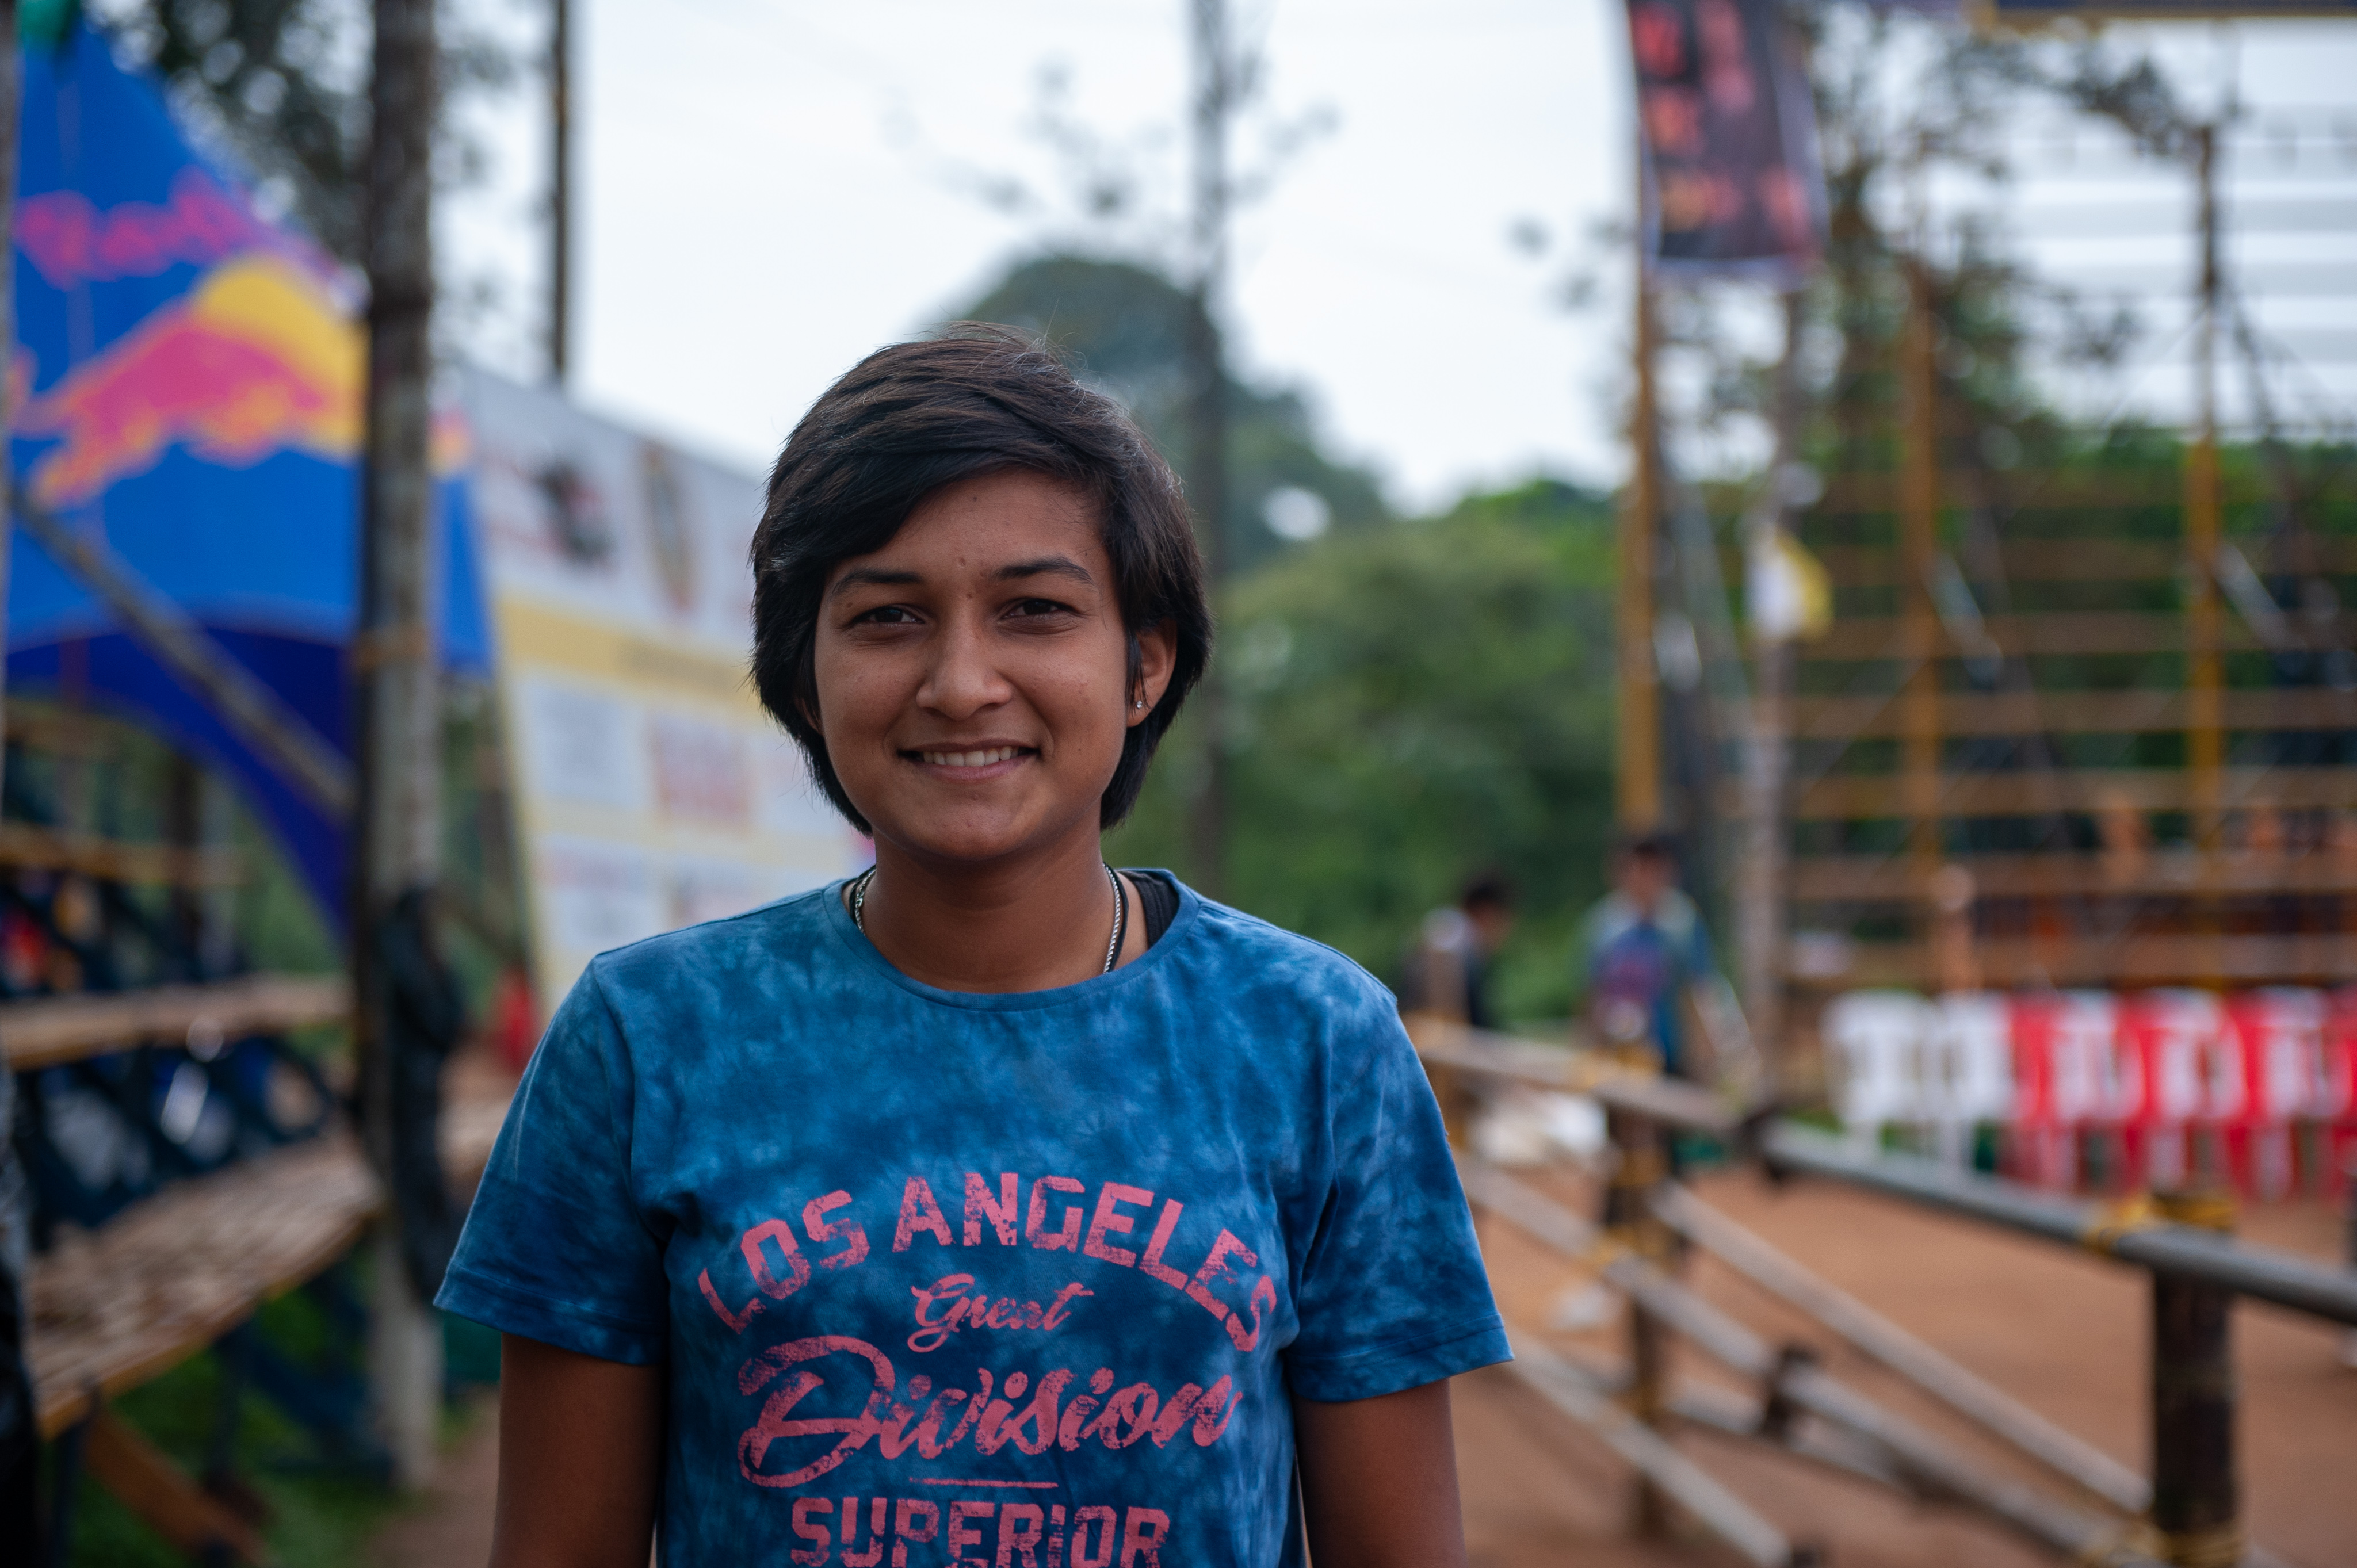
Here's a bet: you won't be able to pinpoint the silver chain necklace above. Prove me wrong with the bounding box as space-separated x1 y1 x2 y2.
851 863 1128 976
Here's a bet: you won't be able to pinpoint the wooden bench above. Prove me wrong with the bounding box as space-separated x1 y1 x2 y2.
24 1097 508 1562
7 970 505 1562
0 820 245 888
0 973 347 1073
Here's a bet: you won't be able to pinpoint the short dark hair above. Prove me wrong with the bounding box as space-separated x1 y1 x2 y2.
1615 829 1678 864
1459 873 1514 914
750 325 1212 835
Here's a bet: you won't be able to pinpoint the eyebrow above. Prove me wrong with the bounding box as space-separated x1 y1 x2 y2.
994 556 1095 587
827 566 922 600
827 555 1097 602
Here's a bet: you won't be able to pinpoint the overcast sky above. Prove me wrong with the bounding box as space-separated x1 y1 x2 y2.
441 3 2357 510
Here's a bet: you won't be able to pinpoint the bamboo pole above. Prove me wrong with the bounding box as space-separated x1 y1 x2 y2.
1900 260 1943 925
1506 1332 1810 1567
1460 1159 2168 1568
1619 254 1664 831
2184 125 2224 862
10 498 353 815
1652 1184 2149 1515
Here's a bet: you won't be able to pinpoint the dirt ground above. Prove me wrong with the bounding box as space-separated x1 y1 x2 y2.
374 1171 2357 1568
1461 1166 2357 1568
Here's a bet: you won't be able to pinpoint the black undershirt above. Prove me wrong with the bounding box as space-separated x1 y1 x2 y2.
1125 869 1180 948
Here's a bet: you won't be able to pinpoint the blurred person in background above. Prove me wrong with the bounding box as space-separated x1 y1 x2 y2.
1400 873 1515 1030
442 328 1507 1568
1577 831 1756 1097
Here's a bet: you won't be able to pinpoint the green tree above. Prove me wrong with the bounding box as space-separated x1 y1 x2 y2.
94 0 515 264
958 254 1390 575
1109 479 1620 1022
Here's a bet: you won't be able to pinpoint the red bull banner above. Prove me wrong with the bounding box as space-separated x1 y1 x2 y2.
1626 0 1827 282
7 22 487 920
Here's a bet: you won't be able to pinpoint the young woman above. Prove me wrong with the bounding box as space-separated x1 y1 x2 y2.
440 328 1508 1567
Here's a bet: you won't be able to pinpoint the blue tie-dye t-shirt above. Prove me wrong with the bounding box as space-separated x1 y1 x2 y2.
438 876 1508 1567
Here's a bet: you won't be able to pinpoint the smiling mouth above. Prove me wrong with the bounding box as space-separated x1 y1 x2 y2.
909 745 1031 769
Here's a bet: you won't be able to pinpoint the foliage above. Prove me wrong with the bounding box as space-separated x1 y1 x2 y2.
51 1286 489 1567
1108 479 1619 1023
89 0 518 265
958 254 1391 576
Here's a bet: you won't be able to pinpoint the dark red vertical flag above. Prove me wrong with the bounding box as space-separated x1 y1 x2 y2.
1628 0 1826 281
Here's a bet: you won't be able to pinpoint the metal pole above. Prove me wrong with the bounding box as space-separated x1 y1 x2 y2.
359 0 446 1491
1739 290 1804 1074
1900 259 1943 957
547 0 571 387
2150 1188 2239 1568
1618 247 1663 831
1184 0 1230 898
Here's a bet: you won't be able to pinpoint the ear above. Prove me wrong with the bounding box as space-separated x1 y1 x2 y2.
1128 620 1178 726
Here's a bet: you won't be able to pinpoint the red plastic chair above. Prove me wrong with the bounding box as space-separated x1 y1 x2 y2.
2221 989 2329 1200
2117 989 2225 1192
2321 988 2357 1202
2009 992 2119 1191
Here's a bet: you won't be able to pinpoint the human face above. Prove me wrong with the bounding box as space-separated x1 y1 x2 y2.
1618 851 1672 916
811 469 1175 870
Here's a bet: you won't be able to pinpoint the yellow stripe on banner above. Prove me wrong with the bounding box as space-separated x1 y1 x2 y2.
494 598 755 706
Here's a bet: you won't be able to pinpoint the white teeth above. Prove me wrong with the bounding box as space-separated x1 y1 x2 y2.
920 746 1019 768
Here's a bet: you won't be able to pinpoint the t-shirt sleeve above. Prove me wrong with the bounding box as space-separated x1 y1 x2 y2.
1283 992 1510 1402
434 963 669 1364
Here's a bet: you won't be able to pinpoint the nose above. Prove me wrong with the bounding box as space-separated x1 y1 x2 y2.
915 607 1013 721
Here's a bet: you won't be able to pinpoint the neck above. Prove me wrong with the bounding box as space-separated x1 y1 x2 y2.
857 828 1119 993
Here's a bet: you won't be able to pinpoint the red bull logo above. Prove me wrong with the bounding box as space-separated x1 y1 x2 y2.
15 168 314 289
16 254 362 506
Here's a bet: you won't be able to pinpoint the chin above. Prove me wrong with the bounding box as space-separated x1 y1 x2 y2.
880 807 1049 866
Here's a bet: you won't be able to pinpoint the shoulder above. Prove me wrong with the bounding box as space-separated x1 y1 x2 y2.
1584 891 1641 947
1659 889 1703 942
575 882 843 1008
1166 888 1401 1034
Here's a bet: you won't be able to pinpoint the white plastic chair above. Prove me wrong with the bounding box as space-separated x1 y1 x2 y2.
1925 992 2014 1169
1824 990 1936 1155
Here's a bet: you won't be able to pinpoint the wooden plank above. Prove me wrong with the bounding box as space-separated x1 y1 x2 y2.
0 973 347 1070
1790 851 2357 901
29 1137 377 1436
1813 473 2247 512
82 1405 267 1564
1803 536 2357 587
1806 611 2262 663
1792 686 2357 741
1790 933 2357 989
0 821 245 887
1782 765 2357 821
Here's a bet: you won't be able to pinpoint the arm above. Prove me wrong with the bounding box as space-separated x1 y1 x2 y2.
490 1334 664 1568
1293 1379 1469 1568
